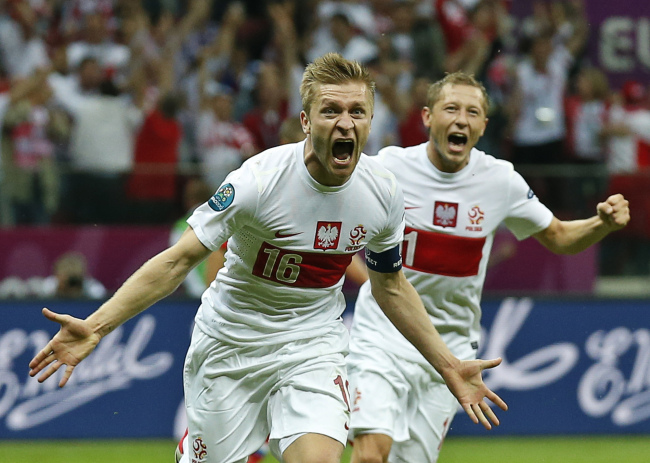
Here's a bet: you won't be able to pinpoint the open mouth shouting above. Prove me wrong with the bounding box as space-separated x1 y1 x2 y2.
447 133 468 153
332 139 355 165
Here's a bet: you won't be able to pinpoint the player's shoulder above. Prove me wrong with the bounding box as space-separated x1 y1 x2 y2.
238 142 298 180
471 148 515 175
245 142 296 167
376 143 426 165
357 153 400 197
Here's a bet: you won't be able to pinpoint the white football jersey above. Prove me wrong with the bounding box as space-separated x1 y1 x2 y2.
350 143 553 365
188 140 405 346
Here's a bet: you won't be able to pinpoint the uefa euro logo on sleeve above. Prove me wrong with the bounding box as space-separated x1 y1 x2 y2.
208 183 235 212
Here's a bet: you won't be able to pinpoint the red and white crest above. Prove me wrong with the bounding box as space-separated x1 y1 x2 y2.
314 221 341 250
433 202 458 228
468 205 484 225
348 224 367 246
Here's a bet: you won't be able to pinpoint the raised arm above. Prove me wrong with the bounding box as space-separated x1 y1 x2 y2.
368 268 508 429
28 227 212 387
534 194 630 254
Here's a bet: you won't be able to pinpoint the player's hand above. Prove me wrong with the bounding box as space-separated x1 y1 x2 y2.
443 357 508 430
28 308 101 388
596 194 630 231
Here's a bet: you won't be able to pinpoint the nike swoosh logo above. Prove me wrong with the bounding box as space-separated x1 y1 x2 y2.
274 231 303 238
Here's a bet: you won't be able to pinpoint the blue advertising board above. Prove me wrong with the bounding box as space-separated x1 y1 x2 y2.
1 297 649 440
451 297 650 436
0 299 196 439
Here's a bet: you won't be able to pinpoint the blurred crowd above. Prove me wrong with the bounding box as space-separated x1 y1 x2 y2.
0 0 649 230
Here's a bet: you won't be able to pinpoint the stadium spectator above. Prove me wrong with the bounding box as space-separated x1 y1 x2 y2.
362 37 404 155
440 0 510 79
387 0 446 82
52 77 144 224
41 251 107 300
0 0 50 79
196 73 257 190
599 81 650 276
506 1 588 211
278 116 305 145
602 80 650 175
2 77 69 224
306 6 378 65
126 91 183 224
241 61 291 151
398 76 431 147
563 66 610 215
0 70 53 226
125 21 185 225
29 53 505 463
347 71 630 463
48 55 104 102
57 0 116 44
65 11 130 82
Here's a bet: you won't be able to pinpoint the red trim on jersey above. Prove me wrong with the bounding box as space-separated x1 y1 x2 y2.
402 226 485 277
252 242 352 288
178 428 188 455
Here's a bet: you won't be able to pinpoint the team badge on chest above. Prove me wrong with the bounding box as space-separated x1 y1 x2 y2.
433 201 458 228
466 205 484 232
346 224 367 251
314 221 341 250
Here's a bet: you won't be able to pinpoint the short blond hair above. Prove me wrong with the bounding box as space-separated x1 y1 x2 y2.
426 72 489 114
300 53 375 117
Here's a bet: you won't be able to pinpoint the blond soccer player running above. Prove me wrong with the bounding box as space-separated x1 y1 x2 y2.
29 55 507 463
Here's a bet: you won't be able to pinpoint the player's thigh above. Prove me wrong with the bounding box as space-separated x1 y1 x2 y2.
348 349 410 442
390 381 458 463
183 328 274 463
267 349 350 461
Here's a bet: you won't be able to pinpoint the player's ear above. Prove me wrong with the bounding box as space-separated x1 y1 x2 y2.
421 106 432 128
300 111 310 134
480 117 489 136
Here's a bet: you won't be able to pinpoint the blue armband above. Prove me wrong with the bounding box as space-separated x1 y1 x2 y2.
365 245 402 273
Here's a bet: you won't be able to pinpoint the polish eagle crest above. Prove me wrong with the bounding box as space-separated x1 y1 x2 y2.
318 223 339 248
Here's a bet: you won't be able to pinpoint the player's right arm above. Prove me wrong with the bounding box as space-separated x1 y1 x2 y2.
28 226 212 387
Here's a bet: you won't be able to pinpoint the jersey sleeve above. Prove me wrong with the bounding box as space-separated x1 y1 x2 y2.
187 166 258 251
366 167 406 254
503 169 554 240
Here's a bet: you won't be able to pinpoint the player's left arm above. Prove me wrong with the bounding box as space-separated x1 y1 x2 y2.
367 255 507 429
29 227 212 387
533 194 630 255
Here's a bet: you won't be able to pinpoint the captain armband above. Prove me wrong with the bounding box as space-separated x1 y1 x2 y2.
365 245 402 273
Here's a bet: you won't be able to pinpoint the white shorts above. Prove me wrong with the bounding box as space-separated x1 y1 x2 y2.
348 341 459 463
183 325 351 463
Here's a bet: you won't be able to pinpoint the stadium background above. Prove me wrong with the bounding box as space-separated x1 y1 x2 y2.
1 0 649 461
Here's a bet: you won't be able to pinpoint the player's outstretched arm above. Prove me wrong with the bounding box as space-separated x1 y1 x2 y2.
534 194 630 255
368 269 507 429
29 227 212 387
